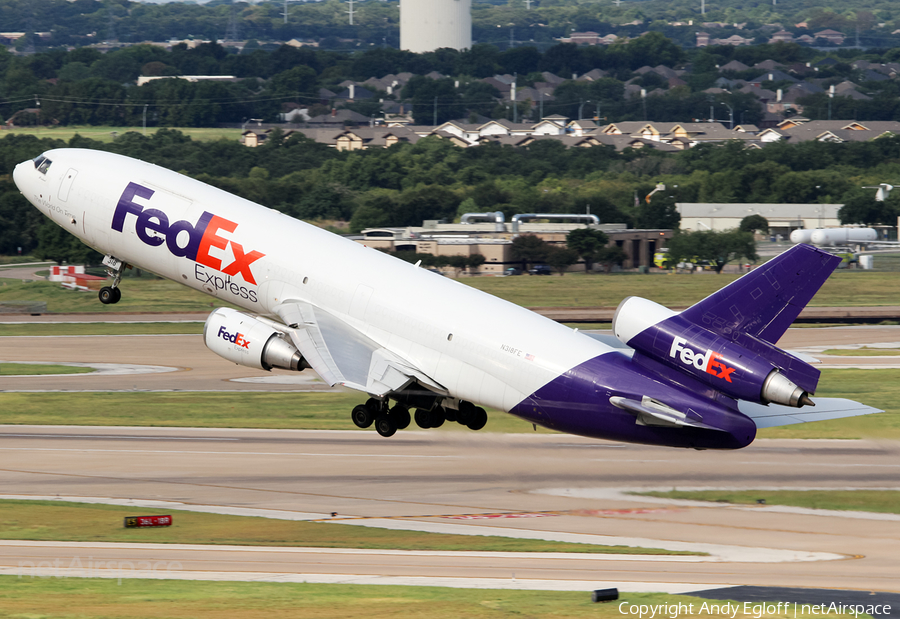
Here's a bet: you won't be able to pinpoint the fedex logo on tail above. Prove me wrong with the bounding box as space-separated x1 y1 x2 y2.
111 182 265 285
669 337 735 382
218 326 250 349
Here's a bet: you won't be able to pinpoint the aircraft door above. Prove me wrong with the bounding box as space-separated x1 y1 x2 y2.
58 168 77 202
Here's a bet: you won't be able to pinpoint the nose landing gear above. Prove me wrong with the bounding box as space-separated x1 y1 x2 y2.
98 255 126 305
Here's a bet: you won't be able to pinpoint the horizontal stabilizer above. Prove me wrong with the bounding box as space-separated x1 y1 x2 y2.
738 398 882 429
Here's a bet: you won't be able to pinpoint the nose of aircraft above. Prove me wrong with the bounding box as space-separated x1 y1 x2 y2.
12 160 30 193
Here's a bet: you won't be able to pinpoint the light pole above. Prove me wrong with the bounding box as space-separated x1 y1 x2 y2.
720 101 734 129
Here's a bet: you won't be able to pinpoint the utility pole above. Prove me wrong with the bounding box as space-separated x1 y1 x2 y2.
433 96 438 126
525 0 531 8
701 0 705 15
346 0 355 25
509 27 514 48
828 85 834 120
142 104 148 136
283 0 288 24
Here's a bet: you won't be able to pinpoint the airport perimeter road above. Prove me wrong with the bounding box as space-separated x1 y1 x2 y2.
1 428 899 592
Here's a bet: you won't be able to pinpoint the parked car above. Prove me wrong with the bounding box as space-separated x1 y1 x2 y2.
528 264 552 275
503 267 522 276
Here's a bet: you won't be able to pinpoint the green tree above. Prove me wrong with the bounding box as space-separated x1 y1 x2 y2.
666 230 758 274
546 246 579 276
739 214 769 234
510 234 549 270
596 245 627 273
634 194 681 230
467 253 486 274
566 228 609 272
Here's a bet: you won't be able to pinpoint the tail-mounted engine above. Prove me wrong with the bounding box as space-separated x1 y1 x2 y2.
204 307 307 372
613 297 814 408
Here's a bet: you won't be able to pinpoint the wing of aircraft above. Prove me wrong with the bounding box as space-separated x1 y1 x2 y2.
12 149 883 449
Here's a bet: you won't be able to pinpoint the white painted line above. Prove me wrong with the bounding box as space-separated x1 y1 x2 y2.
0 448 459 458
327 518 844 563
0 434 238 441
0 361 178 376
0 565 731 594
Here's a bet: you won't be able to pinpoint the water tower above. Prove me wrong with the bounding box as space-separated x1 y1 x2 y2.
400 0 472 53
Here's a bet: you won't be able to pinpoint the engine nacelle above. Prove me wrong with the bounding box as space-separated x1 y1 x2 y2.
204 307 305 372
613 297 813 407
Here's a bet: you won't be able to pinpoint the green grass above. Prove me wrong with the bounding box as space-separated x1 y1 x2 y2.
0 277 235 314
0 391 558 434
5 263 900 314
0 322 204 336
0 369 893 438
0 500 685 555
3 126 241 143
821 347 900 356
0 363 92 376
0 255 45 266
632 490 900 514
465 267 900 308
758 369 900 440
0 581 818 619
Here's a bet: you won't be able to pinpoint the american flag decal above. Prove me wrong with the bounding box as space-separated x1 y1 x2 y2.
525 353 535 361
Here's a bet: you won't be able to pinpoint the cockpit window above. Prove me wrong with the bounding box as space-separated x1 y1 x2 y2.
33 155 52 175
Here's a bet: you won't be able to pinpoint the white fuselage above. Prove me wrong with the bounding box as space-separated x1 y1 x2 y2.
14 149 614 412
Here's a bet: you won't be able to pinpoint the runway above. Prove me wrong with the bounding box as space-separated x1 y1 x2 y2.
1 322 899 595
1 427 899 592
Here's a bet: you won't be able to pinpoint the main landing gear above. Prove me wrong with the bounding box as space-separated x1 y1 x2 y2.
98 255 126 305
351 397 486 438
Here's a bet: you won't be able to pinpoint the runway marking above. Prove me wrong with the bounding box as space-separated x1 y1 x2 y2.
0 564 730 593
0 447 459 458
0 361 178 376
440 508 681 520
0 433 239 441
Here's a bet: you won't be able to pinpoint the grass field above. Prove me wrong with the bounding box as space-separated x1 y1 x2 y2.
0 363 91 376
0 369 894 439
0 499 685 554
2 126 241 143
465 267 900 309
633 490 900 514
0 580 824 619
0 322 204 336
758 369 900 440
0 391 560 434
6 265 900 314
821 347 900 356
0 277 234 314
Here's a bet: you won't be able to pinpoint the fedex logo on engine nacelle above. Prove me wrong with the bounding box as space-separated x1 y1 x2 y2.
669 337 735 382
111 182 265 285
218 326 250 348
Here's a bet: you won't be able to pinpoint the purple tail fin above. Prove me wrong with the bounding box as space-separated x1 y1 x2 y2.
681 244 841 345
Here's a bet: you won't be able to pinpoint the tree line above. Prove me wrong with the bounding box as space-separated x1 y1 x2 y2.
1 128 899 263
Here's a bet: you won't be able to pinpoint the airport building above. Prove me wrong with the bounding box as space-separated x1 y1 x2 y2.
358 215 672 274
676 203 842 237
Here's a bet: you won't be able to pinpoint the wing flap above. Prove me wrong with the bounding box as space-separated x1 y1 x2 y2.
738 398 882 429
274 300 445 397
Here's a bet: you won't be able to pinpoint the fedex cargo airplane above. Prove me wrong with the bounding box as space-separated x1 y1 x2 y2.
13 149 880 449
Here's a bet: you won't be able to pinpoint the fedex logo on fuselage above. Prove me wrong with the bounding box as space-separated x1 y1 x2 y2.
669 336 735 382
218 326 250 349
111 182 265 285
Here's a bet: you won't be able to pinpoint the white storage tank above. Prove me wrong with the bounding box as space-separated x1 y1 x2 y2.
400 0 472 53
859 254 874 270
